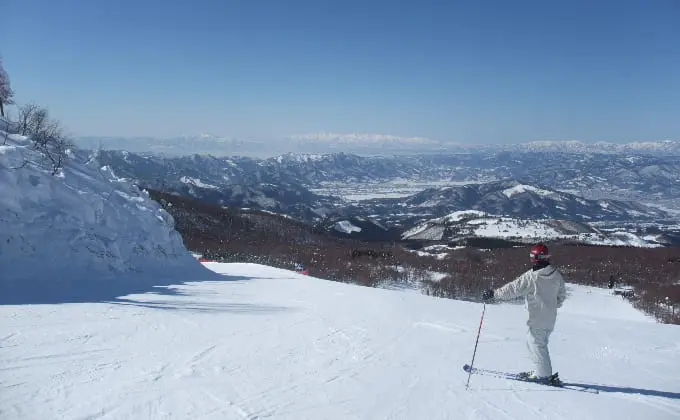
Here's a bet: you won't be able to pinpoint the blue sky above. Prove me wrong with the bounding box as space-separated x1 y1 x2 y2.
3 0 679 144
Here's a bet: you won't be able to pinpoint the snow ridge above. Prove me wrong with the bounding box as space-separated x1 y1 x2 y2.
0 131 210 302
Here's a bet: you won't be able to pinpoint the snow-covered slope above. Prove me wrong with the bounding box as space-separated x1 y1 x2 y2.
393 180 668 222
402 211 659 247
89 149 339 222
2 262 679 419
316 214 402 241
0 132 214 303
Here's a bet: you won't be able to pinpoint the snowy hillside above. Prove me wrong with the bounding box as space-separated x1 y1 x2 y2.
391 180 668 222
89 149 339 222
2 262 679 419
0 131 213 303
403 210 659 247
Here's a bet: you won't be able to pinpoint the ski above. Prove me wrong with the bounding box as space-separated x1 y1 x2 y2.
463 364 599 394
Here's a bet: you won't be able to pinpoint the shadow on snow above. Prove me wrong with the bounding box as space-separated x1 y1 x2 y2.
564 382 680 400
483 382 680 400
0 264 274 307
108 281 295 314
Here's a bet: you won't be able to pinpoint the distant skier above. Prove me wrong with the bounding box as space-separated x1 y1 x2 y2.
608 274 615 289
482 243 567 386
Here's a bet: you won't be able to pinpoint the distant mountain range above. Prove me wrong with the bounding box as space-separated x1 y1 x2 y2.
269 152 680 203
75 133 441 158
78 145 680 206
487 140 680 156
83 149 676 231
350 180 670 227
75 135 680 158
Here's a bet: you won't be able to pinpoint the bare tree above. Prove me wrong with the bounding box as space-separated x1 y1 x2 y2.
0 57 15 118
28 107 49 138
17 102 39 136
15 105 73 175
34 119 72 175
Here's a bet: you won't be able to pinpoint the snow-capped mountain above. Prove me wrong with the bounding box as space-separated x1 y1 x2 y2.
402 210 660 247
75 135 273 157
356 180 669 225
76 134 680 157
75 133 445 158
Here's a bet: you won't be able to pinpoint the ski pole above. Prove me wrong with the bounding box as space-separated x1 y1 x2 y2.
466 301 486 389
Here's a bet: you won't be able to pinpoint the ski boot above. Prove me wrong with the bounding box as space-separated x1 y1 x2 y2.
517 371 563 387
544 373 563 387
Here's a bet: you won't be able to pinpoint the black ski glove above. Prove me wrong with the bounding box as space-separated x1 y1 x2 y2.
481 289 494 301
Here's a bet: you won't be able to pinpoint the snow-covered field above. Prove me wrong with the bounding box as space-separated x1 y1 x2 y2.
2 262 679 420
310 180 494 201
402 212 662 247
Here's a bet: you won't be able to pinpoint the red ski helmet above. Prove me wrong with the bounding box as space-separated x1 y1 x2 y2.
529 243 550 264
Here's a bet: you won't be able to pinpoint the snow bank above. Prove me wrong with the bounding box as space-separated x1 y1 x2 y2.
0 131 215 303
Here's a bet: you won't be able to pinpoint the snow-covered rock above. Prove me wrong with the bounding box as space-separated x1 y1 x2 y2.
392 180 668 223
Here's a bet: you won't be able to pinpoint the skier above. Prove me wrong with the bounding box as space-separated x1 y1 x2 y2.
481 243 567 386
608 274 615 289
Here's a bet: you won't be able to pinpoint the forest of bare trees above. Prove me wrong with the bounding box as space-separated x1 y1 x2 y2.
150 189 680 325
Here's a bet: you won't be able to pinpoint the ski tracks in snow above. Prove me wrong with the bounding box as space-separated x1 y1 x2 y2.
3 265 680 420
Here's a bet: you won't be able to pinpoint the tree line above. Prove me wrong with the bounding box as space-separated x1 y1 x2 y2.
150 189 680 325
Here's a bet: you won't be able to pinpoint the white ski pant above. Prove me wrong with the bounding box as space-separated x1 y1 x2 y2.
527 327 553 378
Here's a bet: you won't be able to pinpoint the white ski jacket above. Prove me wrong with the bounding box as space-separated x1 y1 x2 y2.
494 265 567 330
